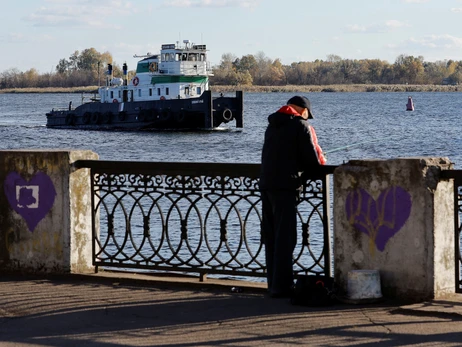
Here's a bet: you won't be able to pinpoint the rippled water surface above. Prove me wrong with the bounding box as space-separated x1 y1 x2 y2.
1 91 461 167
2 91 461 280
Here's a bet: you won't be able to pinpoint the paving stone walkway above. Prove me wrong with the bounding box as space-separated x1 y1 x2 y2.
1 273 462 346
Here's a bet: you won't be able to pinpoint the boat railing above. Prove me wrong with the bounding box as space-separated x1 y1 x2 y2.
73 160 337 280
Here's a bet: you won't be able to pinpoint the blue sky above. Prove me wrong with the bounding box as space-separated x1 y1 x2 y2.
1 0 462 73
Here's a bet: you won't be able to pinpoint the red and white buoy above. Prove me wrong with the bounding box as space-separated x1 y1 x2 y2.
406 96 414 111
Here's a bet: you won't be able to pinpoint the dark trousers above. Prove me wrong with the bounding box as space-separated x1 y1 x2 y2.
261 190 297 295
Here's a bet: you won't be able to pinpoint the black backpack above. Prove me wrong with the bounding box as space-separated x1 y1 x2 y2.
290 275 337 306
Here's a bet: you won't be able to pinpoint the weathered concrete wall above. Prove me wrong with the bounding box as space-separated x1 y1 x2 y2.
334 157 454 302
0 150 98 274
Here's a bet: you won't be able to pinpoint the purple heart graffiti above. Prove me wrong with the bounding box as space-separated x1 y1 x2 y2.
345 186 412 252
4 172 56 232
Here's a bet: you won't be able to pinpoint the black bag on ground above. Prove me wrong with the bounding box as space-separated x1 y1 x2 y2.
290 275 337 306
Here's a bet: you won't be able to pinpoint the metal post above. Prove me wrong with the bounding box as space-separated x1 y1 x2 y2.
322 174 332 278
90 167 98 273
455 178 461 293
236 91 244 128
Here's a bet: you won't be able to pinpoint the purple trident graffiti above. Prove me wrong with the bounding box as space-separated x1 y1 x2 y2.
4 172 56 232
345 186 412 252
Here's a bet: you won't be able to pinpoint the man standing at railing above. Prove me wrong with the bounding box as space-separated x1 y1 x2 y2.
260 95 326 298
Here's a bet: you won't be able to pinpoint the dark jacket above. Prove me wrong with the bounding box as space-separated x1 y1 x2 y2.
259 106 324 191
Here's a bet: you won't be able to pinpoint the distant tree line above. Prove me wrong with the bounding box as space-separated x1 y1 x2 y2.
210 52 462 86
1 48 461 89
0 48 126 89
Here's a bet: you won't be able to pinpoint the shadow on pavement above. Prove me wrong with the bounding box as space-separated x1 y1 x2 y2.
1 275 462 346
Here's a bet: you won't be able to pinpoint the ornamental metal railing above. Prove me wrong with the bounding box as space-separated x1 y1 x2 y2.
73 160 336 280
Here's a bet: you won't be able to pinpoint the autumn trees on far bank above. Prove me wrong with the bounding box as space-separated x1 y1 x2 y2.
0 47 461 89
210 52 462 86
0 48 120 89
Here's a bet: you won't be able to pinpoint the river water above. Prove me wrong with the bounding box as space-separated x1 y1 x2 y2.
0 91 461 167
1 92 461 279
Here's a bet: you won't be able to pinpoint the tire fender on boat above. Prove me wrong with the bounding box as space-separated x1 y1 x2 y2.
65 114 75 125
91 112 100 124
113 99 118 103
83 112 91 124
138 110 147 122
222 108 233 121
103 112 112 124
161 108 171 121
175 111 186 123
133 76 139 86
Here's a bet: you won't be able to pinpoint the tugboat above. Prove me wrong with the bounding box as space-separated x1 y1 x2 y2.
46 40 243 130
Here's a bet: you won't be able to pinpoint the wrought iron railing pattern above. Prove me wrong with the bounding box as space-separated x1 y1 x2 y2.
73 160 336 279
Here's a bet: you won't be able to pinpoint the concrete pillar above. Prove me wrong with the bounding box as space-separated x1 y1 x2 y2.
0 150 98 274
334 157 454 302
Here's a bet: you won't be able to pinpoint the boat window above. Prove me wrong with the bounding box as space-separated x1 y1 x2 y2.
188 54 196 61
185 87 190 96
110 91 114 99
161 53 165 61
182 53 187 61
166 87 169 96
197 87 201 95
138 89 142 97
118 90 121 98
170 53 175 61
200 54 205 61
149 88 152 96
175 53 180 61
157 88 161 96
